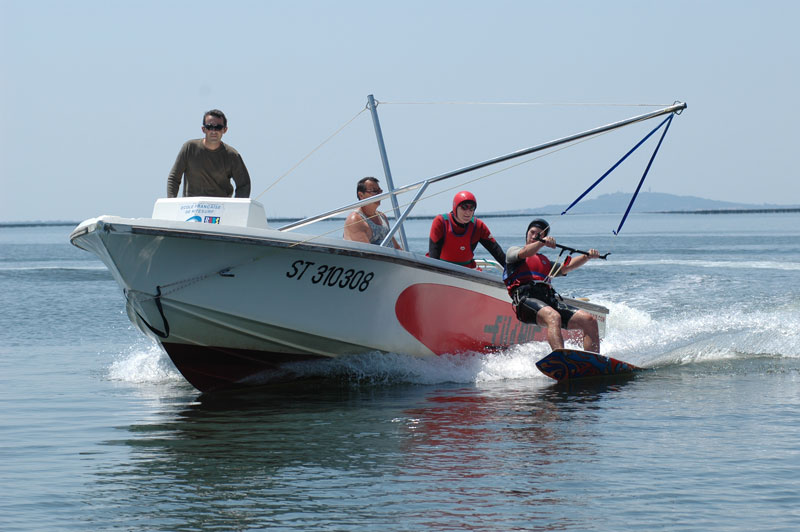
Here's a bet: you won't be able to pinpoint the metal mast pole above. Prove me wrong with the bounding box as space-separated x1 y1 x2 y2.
367 94 408 249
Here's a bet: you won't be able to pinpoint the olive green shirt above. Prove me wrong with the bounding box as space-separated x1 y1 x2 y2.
167 139 251 198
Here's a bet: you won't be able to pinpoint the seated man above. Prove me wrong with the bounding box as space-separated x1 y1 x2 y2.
343 177 401 249
503 218 601 353
428 191 505 268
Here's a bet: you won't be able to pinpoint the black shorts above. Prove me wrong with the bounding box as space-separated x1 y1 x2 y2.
512 283 577 329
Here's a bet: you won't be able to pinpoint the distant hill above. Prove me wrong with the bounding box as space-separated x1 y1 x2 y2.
501 192 800 215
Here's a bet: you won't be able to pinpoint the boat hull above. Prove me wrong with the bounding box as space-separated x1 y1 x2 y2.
71 216 607 392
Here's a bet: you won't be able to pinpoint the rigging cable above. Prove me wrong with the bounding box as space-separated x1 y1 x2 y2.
613 114 674 235
560 113 676 235
255 107 367 200
260 100 671 202
287 129 613 248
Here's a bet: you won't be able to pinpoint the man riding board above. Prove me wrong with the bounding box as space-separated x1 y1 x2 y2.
503 218 601 353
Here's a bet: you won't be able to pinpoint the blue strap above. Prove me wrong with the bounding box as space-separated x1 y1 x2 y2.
613 114 674 235
561 114 674 216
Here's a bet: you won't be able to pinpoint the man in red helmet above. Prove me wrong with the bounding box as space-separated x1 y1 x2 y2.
428 191 506 269
503 218 601 352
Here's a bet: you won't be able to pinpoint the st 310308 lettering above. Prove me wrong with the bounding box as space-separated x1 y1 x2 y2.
286 260 374 292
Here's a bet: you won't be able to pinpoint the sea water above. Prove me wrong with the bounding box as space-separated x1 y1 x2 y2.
1 212 799 531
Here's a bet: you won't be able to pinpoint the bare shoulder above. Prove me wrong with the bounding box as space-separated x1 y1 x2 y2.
346 210 366 224
344 209 370 241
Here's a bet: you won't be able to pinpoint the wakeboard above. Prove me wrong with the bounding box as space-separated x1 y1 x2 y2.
536 348 640 381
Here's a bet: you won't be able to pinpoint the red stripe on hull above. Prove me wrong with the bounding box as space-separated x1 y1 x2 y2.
395 283 576 355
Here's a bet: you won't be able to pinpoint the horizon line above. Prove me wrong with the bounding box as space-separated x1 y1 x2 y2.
4 207 800 228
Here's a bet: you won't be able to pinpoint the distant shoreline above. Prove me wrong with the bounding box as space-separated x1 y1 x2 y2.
481 207 800 218
655 207 800 215
3 207 799 228
463 207 800 218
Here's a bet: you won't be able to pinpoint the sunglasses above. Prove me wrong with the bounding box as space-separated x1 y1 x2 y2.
458 203 476 211
203 123 225 131
364 188 383 194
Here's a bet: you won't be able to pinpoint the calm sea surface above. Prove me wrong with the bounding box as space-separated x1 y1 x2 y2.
1 212 799 531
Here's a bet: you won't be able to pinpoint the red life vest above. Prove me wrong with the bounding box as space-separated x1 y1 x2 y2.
503 253 555 293
439 212 477 268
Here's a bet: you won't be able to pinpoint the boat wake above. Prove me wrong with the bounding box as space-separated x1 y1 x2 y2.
599 299 800 367
107 340 186 386
611 258 800 272
106 297 799 389
282 346 551 385
105 339 554 388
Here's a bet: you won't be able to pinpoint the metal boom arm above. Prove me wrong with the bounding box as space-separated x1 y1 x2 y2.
279 101 687 232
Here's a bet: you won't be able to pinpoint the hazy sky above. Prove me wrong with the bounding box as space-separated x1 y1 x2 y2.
2 0 797 222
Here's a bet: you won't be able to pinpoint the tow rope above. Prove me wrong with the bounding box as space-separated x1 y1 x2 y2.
561 113 675 234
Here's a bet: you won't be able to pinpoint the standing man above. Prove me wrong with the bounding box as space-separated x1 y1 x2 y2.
428 191 506 268
343 177 402 249
167 109 251 198
503 218 601 353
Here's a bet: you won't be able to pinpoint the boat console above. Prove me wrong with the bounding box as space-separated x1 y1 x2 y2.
151 197 269 228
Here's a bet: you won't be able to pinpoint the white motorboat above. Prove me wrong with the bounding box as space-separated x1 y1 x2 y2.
70 98 685 392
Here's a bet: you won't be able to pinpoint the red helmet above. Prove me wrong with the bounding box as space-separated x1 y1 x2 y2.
452 190 477 212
